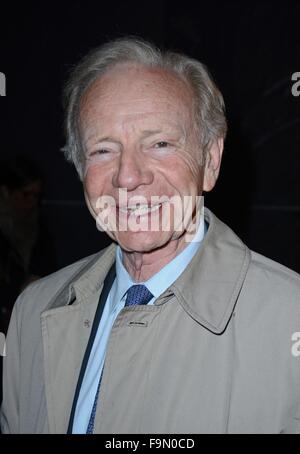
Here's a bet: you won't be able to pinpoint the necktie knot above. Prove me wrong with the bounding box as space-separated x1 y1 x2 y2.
125 284 153 306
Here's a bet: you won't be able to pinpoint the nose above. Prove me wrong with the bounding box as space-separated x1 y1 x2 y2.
112 149 154 191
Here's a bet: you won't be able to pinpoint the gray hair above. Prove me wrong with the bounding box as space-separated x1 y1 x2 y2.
62 37 227 179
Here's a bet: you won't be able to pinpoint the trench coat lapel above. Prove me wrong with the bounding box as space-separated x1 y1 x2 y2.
172 208 251 334
40 244 116 433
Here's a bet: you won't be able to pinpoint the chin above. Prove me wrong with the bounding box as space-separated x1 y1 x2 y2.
115 230 172 254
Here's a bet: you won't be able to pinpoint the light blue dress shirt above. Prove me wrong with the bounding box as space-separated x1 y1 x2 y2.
73 219 207 433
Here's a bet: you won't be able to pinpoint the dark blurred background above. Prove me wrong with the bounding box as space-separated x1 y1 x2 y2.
0 0 299 319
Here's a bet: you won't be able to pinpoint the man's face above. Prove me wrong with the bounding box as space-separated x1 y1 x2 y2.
80 65 213 253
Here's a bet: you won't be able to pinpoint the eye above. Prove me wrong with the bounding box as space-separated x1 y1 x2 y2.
95 149 110 154
88 149 110 157
154 141 169 148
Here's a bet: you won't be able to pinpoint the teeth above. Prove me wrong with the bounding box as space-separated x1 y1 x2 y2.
119 204 161 215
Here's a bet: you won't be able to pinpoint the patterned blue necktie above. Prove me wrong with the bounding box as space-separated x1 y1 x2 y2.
86 284 153 434
124 284 153 307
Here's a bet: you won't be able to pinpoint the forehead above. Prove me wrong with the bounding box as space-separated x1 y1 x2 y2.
79 64 195 128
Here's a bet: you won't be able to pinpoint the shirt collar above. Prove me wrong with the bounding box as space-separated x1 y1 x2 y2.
110 212 206 312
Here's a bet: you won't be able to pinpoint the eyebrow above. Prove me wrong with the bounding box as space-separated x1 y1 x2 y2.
90 130 162 145
93 137 122 145
140 127 184 138
89 128 179 147
140 129 163 139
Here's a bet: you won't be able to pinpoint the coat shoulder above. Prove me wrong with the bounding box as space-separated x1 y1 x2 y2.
247 250 300 309
250 250 300 285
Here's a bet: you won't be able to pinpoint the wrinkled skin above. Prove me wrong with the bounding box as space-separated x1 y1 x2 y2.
80 64 223 281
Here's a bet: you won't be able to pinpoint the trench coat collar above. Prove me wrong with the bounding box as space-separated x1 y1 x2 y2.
46 208 250 335
63 207 251 335
167 208 251 334
44 242 117 311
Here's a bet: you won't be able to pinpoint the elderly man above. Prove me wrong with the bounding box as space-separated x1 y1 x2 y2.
1 38 300 434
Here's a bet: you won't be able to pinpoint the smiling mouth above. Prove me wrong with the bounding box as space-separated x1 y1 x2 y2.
118 203 162 216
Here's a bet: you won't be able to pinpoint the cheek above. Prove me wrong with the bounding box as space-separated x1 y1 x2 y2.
177 150 201 181
162 155 202 193
84 165 107 199
162 141 201 180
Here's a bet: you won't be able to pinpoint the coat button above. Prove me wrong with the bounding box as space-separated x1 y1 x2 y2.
84 319 91 328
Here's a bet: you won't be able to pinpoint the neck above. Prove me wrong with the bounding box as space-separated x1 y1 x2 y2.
122 232 193 282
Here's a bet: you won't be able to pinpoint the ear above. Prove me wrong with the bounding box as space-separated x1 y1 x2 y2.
203 137 224 192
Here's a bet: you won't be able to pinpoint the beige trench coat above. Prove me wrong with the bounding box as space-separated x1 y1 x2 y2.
1 209 300 434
